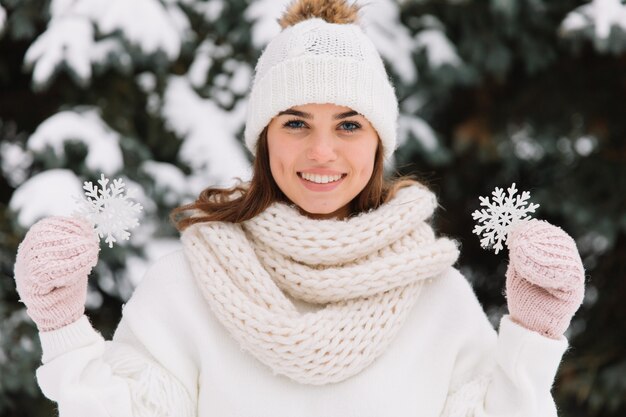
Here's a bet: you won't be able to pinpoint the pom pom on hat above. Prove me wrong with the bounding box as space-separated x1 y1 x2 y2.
244 0 399 161
278 0 361 28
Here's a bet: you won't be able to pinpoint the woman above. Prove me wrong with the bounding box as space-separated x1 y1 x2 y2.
14 0 585 416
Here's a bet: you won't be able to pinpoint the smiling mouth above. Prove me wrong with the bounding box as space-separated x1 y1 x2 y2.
297 172 347 184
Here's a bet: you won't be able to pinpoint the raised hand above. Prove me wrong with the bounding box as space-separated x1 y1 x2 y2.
14 216 100 332
505 219 585 339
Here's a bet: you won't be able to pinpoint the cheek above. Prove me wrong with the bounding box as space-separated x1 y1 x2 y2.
354 142 378 179
267 135 284 168
359 160 375 182
267 135 297 179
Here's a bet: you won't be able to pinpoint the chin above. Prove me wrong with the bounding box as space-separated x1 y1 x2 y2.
297 202 348 219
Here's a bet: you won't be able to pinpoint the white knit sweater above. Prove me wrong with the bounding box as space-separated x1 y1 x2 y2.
36 249 568 417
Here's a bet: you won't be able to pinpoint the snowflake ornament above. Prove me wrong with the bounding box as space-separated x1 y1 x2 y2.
472 183 539 254
73 174 143 248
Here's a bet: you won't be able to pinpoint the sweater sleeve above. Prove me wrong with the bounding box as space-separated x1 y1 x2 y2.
34 253 197 417
440 271 569 417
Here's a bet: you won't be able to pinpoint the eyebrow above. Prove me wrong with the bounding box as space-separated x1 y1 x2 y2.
277 109 360 120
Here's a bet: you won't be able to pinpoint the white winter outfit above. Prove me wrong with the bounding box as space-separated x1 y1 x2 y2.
35 185 568 417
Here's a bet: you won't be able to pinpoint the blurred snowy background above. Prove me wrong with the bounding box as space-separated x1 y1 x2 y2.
1 0 625 416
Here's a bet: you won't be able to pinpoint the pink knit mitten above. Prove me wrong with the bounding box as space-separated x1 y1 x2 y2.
505 219 585 339
14 216 100 332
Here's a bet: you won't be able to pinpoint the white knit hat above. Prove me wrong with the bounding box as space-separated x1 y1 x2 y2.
244 10 399 161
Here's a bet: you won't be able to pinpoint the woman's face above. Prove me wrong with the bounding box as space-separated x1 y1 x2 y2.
266 103 379 219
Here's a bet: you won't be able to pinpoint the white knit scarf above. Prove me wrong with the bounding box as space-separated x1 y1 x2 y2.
181 185 459 385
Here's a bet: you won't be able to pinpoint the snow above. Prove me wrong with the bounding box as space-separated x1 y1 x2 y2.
0 309 32 364
146 93 161 115
224 59 253 94
359 0 417 84
509 125 545 161
24 17 94 88
136 72 157 93
0 5 6 35
162 75 251 192
214 73 229 87
165 3 192 41
188 40 239 88
561 11 588 32
90 38 132 70
9 169 84 227
122 177 157 215
398 114 439 150
244 0 289 48
188 40 216 88
141 160 187 192
574 135 597 156
561 0 626 50
189 0 225 22
25 0 187 88
0 142 33 187
141 160 189 205
414 29 462 69
27 109 123 175
97 0 184 61
401 94 427 114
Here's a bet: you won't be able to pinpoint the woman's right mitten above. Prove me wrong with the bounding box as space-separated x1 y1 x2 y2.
14 216 100 332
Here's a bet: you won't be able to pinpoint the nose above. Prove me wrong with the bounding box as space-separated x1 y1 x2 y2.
306 132 337 163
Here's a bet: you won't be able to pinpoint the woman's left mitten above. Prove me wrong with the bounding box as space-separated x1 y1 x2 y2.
505 219 585 339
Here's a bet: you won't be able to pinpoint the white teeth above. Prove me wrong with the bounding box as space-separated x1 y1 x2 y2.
300 173 343 184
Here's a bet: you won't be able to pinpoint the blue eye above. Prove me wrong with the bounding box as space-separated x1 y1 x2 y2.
283 119 306 129
340 121 361 132
281 119 361 132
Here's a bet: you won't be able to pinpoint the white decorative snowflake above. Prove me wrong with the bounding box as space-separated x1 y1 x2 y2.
471 183 539 254
73 174 143 248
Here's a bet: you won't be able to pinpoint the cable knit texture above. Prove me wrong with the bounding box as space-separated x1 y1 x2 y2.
244 17 399 160
14 216 100 332
505 219 585 339
181 185 459 385
441 374 492 417
103 343 195 417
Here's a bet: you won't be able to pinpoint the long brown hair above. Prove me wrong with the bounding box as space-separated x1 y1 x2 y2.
169 127 419 231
